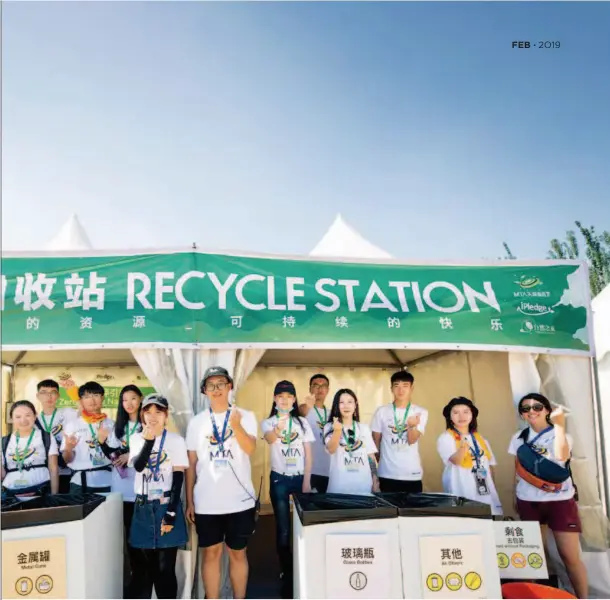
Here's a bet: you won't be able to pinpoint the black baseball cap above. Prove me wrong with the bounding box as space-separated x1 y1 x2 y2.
141 394 169 410
201 366 233 391
274 380 297 396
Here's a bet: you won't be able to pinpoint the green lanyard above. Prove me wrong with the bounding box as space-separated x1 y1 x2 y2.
314 406 327 425
87 423 102 453
393 402 411 437
15 430 36 472
342 423 358 455
281 416 293 447
125 421 139 447
40 409 57 433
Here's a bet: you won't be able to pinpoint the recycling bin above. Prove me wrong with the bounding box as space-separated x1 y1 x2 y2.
292 493 402 599
2 492 123 599
377 493 502 599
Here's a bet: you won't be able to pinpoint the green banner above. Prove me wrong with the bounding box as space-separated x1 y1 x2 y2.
56 386 156 409
0 251 592 354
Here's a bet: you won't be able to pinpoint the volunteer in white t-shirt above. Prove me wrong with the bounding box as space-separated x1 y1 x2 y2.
262 380 314 597
508 393 587 599
186 366 258 600
298 373 331 493
371 370 428 494
97 384 144 600
35 379 78 494
2 400 59 497
324 389 379 495
129 394 188 600
61 381 114 493
436 397 502 515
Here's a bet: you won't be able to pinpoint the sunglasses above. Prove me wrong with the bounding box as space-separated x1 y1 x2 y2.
519 403 545 414
347 429 355 445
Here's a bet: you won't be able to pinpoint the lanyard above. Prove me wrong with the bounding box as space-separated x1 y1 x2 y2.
210 408 231 453
281 416 293 447
393 402 411 435
342 423 358 455
15 430 36 471
470 434 483 470
529 426 553 447
314 406 327 424
88 423 101 450
148 429 167 481
40 409 57 433
125 421 139 447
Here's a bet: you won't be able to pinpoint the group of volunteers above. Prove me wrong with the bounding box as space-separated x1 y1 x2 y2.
1 367 587 599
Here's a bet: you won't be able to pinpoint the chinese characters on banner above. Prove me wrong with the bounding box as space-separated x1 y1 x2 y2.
2 537 67 599
326 533 392 599
419 535 488 598
493 521 548 579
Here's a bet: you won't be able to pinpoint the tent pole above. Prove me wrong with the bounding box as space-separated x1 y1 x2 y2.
386 350 404 368
592 357 610 517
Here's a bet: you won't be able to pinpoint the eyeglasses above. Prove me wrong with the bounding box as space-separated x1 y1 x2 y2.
519 403 545 414
205 382 228 392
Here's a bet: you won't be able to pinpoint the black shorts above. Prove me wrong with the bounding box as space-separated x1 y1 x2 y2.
195 507 256 551
379 477 423 494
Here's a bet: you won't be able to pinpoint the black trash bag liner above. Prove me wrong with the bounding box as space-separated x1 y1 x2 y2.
376 492 492 519
293 492 397 526
1 492 106 531
1 494 23 511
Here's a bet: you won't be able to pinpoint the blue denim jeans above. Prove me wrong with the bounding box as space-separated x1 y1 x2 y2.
129 498 188 550
269 471 303 552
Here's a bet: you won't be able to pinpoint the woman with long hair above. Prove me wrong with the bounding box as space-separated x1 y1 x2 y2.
324 389 379 495
436 397 502 514
509 393 587 598
262 380 313 598
97 385 143 599
1 400 59 497
128 394 188 599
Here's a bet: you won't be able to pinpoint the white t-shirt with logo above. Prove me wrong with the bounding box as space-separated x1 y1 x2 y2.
437 431 503 515
324 422 377 495
2 429 59 490
371 403 428 481
186 407 258 515
37 407 78 476
304 404 331 477
261 415 315 475
129 431 189 497
61 417 115 489
508 426 575 502
107 422 142 502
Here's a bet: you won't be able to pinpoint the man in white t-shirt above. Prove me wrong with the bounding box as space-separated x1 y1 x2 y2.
61 381 114 493
371 370 429 494
186 366 258 600
36 379 78 493
298 373 331 492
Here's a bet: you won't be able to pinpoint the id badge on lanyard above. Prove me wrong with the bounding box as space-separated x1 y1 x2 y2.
210 409 231 473
470 435 490 496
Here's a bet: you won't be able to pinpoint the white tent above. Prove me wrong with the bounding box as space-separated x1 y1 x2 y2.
3 216 610 598
310 213 392 259
46 213 93 251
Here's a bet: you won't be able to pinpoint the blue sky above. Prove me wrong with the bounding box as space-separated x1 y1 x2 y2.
3 1 609 260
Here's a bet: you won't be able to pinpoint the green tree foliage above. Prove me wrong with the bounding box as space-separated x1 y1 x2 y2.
502 222 610 297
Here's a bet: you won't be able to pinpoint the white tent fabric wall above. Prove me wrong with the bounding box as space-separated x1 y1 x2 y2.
594 285 610 495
